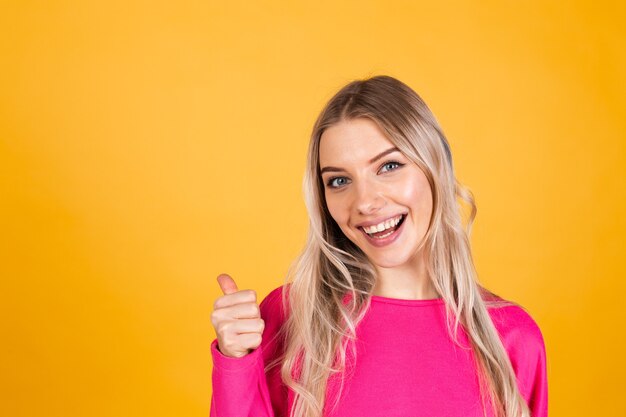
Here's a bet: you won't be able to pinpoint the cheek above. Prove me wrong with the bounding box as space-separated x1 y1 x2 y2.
400 171 433 212
411 182 431 206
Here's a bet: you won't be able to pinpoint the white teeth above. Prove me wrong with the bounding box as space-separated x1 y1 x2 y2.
363 214 403 234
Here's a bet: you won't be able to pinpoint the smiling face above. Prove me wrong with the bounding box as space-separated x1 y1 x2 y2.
319 117 433 270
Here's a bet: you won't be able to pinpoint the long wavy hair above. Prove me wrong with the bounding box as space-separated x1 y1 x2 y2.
269 75 530 417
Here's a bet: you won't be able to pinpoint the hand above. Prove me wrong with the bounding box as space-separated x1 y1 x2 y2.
210 273 265 358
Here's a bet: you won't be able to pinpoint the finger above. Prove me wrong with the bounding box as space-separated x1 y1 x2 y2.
236 332 263 350
229 318 265 334
213 289 257 309
218 301 260 319
217 273 238 295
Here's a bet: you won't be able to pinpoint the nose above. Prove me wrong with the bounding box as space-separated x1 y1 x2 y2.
354 179 386 215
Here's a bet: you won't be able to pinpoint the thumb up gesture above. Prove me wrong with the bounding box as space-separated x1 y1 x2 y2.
210 273 265 358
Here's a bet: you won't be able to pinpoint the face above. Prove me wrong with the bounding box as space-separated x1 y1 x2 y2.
319 118 433 270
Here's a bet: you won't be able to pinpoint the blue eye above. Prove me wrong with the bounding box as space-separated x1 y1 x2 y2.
325 161 404 189
327 177 350 188
380 161 403 173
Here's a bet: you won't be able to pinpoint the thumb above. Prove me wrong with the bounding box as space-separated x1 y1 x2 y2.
217 273 239 295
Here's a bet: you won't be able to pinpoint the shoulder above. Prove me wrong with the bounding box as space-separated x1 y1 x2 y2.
259 283 291 318
259 283 292 335
487 302 545 354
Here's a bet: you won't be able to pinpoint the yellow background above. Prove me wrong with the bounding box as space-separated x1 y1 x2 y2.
1 1 624 416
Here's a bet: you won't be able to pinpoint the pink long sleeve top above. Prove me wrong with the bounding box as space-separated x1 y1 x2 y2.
210 285 548 417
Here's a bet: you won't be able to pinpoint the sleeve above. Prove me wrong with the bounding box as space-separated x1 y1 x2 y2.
209 340 274 417
493 306 549 417
209 285 289 417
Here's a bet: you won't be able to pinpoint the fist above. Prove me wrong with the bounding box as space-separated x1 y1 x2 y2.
210 273 265 358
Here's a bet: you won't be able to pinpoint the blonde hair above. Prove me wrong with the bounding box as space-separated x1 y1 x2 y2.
270 75 530 417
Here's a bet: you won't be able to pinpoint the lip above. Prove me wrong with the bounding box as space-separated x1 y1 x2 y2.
358 213 407 248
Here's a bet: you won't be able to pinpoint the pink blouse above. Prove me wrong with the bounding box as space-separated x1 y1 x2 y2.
210 285 548 417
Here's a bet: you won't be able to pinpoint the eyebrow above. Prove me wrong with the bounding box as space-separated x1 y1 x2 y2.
320 147 401 175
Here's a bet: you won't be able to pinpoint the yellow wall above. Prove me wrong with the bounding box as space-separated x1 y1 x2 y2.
1 1 624 416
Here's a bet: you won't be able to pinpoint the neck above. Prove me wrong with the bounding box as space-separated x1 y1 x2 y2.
372 251 439 300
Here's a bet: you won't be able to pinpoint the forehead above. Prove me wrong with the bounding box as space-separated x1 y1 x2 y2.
319 118 395 166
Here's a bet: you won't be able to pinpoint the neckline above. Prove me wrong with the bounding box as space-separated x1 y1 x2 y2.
370 294 445 306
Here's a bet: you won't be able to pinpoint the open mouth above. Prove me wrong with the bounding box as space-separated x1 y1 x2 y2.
359 213 407 240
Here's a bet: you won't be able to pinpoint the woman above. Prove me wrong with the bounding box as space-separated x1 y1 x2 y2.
209 75 548 417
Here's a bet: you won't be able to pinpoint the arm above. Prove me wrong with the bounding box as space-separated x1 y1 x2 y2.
515 322 548 417
209 339 275 417
209 285 289 417
494 305 549 417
